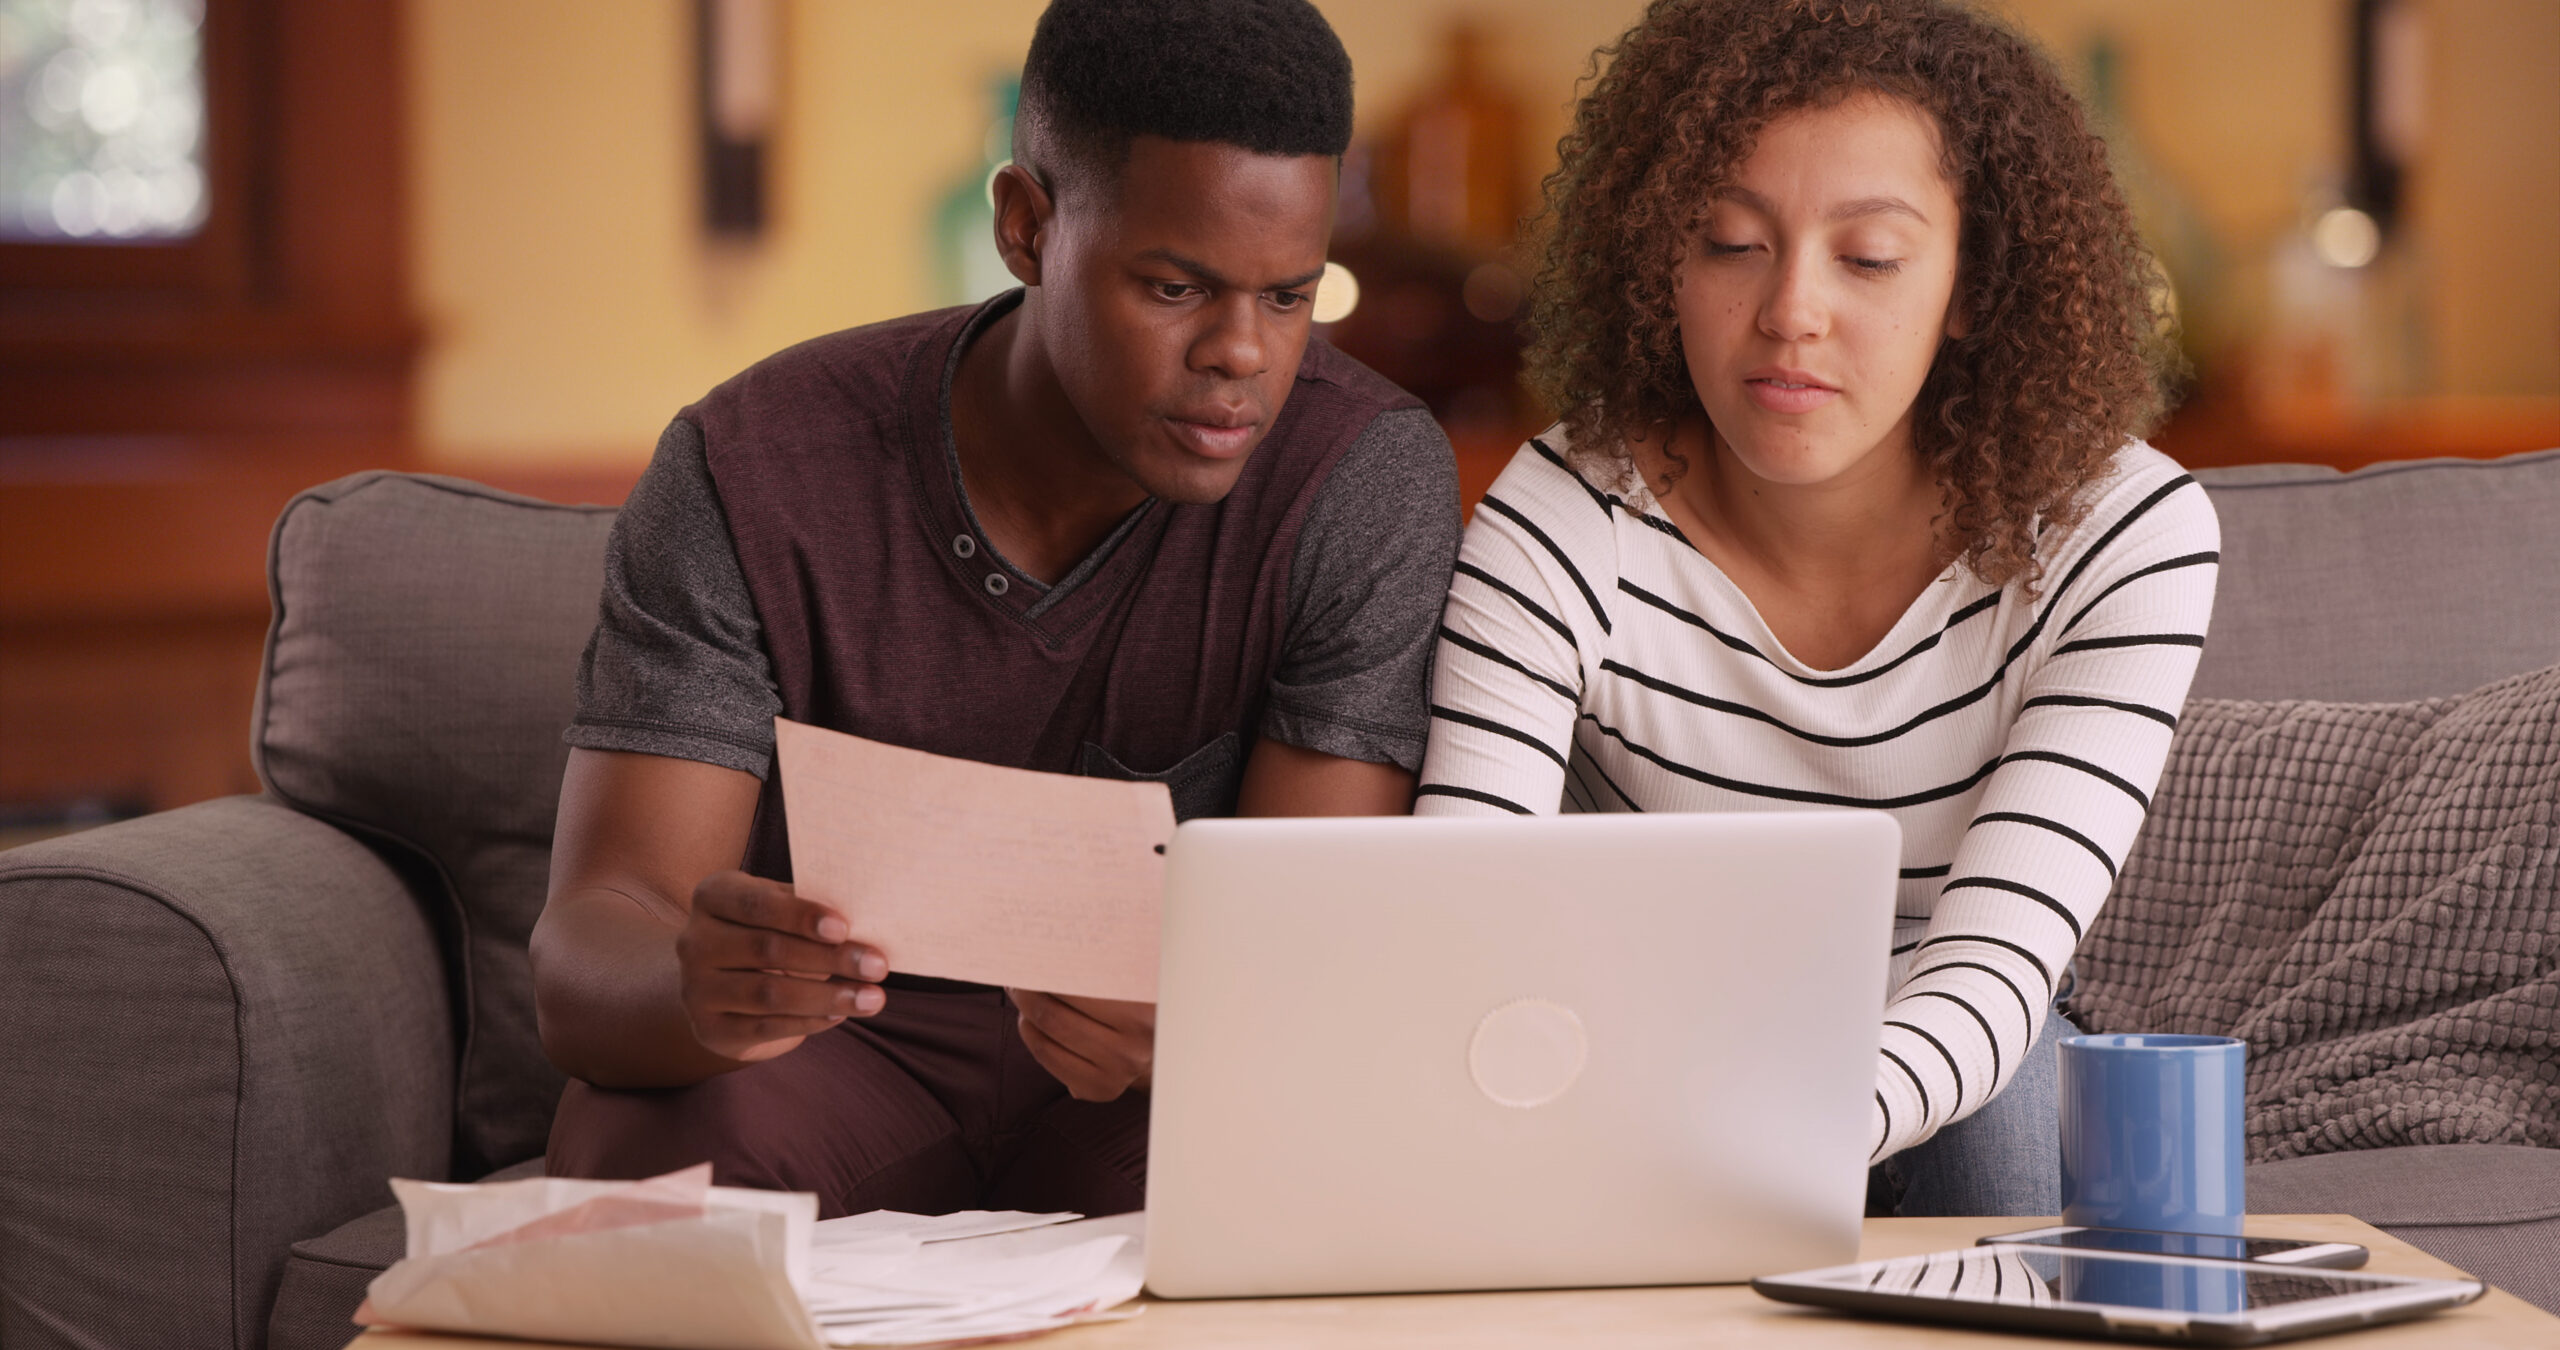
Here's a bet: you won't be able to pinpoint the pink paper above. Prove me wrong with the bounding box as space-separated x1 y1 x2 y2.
462 1163 711 1252
773 719 1175 1002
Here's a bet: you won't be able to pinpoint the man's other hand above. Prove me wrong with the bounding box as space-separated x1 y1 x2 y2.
678 870 889 1063
1008 989 1155 1101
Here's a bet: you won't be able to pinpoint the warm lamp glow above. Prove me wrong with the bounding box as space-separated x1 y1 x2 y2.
1313 260 1360 324
2311 207 2382 270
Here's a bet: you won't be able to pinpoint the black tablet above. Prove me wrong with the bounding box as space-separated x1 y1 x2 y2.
1753 1244 2483 1346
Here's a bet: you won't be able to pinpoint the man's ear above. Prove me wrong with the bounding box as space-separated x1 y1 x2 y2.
990 163 1054 288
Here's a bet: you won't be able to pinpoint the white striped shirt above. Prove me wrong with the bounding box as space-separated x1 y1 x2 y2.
1415 430 2220 1161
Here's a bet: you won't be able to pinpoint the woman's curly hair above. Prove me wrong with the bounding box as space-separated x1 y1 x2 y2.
1527 0 2176 589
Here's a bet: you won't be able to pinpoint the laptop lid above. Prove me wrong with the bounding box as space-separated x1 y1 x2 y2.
1144 811 1899 1298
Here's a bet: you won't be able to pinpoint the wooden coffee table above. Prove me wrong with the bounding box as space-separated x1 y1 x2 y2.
348 1213 2557 1348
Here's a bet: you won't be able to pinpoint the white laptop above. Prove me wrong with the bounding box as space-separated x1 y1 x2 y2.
1143 811 1900 1298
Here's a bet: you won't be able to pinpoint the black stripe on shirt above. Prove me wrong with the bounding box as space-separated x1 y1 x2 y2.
1887 1019 1968 1113
1564 759 1609 812
2055 632 2207 655
1611 473 2195 704
1528 437 1615 519
1439 625 1578 702
1560 770 1597 812
1627 508 1694 545
2022 692 2179 730
1972 810 2119 877
1908 988 2003 1099
1455 561 1574 645
1915 932 2055 991
1880 1046 1933 1125
1940 875 2085 940
1414 783 1533 815
1618 579 2002 688
2061 551 2221 635
1479 494 1613 636
2029 474 2199 628
2001 749 2151 808
1908 959 2036 1036
1990 475 2202 672
1598 653 2005 747
1900 863 1953 879
1433 704 1567 769
1618 478 2188 724
1529 436 1697 547
1577 743 1645 811
1582 713 2004 809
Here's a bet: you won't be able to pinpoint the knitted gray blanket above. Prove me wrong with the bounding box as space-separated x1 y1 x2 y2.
2068 664 2560 1163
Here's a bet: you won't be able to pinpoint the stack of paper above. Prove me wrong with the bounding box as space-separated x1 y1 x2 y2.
804 1210 1146 1345
357 1166 1144 1349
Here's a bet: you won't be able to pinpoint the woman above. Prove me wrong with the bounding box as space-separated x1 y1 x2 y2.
1415 0 2219 1216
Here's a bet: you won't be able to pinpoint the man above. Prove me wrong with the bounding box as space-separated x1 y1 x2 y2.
531 0 1458 1219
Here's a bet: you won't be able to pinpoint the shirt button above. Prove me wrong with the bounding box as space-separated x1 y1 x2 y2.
952 534 976 559
984 572 1009 597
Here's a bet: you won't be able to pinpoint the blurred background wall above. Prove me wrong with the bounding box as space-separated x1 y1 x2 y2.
4 0 2557 832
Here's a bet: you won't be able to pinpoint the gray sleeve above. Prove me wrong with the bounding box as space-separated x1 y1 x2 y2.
563 416 783 777
1259 405 1461 772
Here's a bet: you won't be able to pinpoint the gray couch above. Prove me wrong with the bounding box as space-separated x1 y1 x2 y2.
3 451 2556 1349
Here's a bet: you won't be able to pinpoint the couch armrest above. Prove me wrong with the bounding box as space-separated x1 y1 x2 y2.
0 795 455 1350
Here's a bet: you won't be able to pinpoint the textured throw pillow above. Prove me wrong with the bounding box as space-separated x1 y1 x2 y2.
2070 664 2560 1162
259 473 617 1173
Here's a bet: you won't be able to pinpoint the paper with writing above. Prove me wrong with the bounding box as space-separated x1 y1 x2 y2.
774 718 1174 1002
357 1168 1144 1350
358 1167 823 1350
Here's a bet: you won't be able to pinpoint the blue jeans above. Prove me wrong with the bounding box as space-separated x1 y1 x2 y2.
1870 993 2081 1217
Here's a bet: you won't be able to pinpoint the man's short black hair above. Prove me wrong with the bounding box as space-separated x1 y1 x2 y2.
1015 0 1354 200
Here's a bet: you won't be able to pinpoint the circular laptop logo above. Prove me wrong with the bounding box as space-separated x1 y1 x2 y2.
1468 998 1588 1109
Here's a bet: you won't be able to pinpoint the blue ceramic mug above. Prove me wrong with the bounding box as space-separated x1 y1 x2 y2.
2057 1034 2246 1237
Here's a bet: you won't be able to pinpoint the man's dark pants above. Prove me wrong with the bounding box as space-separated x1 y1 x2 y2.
547 980 1148 1219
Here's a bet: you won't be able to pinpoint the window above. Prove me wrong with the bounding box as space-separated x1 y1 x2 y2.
0 0 208 241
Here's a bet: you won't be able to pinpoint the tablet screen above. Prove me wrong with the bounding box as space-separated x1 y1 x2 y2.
1810 1247 2405 1314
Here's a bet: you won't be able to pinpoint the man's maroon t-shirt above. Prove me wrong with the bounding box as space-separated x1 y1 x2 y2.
685 299 1427 881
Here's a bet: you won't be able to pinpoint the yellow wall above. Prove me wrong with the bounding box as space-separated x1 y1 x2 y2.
2415 0 2560 398
2002 0 2560 398
410 0 2559 470
407 0 1652 469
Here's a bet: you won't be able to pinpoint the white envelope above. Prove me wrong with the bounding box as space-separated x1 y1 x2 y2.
359 1164 823 1350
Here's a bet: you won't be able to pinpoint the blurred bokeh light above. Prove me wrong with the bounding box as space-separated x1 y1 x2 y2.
0 0 207 240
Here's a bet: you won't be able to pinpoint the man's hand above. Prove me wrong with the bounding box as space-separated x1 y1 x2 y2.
1008 990 1155 1101
678 870 889 1064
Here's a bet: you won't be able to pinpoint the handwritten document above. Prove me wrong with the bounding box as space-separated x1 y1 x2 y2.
774 719 1175 1002
360 1165 1143 1348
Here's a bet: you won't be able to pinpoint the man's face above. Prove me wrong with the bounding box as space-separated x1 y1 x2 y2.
1032 136 1337 505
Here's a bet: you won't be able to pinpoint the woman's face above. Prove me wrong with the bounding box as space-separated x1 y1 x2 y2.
1673 93 1965 491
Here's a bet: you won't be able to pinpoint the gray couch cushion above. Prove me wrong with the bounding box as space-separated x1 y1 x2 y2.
2193 449 2560 702
256 473 617 1173
267 1158 547 1350
2072 665 2560 1159
2249 1144 2560 1313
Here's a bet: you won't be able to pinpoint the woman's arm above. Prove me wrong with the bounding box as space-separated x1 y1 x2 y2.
1415 442 1613 816
1871 469 2222 1161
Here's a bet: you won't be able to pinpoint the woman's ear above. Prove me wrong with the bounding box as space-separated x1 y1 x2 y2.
989 162 1054 287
